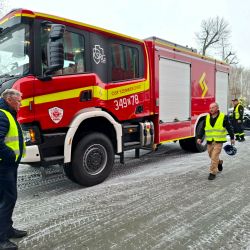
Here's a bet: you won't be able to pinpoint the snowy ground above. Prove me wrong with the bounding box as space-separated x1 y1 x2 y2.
13 135 250 250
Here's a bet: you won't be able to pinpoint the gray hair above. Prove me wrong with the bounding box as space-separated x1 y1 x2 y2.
1 89 22 100
210 102 219 108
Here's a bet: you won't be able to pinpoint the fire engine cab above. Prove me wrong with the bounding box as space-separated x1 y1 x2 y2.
0 9 229 186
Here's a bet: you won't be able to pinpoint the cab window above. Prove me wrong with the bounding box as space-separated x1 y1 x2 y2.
41 27 85 75
111 43 139 82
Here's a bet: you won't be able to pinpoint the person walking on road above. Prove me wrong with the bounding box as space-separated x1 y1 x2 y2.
232 98 245 142
0 89 27 250
197 102 235 180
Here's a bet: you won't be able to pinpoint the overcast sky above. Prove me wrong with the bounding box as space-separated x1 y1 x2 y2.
5 0 250 69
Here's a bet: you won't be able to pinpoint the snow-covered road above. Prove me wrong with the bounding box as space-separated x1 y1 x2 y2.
13 137 250 250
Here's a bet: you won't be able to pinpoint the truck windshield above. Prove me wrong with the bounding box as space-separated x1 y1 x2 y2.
0 24 30 78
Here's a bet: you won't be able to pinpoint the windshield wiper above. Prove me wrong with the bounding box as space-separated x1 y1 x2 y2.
0 73 16 78
0 27 10 35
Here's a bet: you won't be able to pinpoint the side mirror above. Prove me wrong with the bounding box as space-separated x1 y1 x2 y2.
49 24 65 40
45 24 65 75
46 41 64 74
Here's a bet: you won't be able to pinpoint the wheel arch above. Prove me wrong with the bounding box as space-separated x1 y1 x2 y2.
64 108 122 163
179 113 208 153
193 113 207 135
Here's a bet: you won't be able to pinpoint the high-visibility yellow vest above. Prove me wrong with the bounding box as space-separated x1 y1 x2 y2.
205 112 227 142
0 109 26 162
234 103 241 120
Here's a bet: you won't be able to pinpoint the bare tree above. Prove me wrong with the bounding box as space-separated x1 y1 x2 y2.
196 16 233 58
220 38 238 64
241 69 250 105
229 66 242 99
229 66 250 106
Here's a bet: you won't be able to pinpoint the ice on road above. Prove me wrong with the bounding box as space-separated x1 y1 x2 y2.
13 137 250 250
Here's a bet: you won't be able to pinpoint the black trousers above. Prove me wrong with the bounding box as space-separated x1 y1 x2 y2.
0 167 18 241
232 119 245 138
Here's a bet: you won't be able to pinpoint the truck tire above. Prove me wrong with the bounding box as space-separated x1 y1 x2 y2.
63 164 77 183
179 138 192 151
179 122 207 153
72 132 114 186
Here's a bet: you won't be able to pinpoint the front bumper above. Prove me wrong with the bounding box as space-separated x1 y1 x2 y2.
21 145 41 163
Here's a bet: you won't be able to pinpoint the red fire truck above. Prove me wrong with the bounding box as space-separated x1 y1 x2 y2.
0 9 229 186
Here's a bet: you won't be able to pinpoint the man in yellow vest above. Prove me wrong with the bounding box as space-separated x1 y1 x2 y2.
197 102 235 180
0 89 27 250
232 98 245 142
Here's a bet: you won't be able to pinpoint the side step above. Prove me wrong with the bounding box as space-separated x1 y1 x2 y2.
42 156 64 166
123 141 141 150
119 148 140 164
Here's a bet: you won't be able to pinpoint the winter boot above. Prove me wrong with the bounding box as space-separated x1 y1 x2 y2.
218 160 223 172
240 136 245 142
8 228 27 239
208 173 216 180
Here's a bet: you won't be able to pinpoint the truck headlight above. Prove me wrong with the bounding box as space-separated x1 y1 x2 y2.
21 125 41 145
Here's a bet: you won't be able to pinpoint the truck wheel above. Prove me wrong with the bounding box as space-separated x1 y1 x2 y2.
72 132 114 186
63 164 77 183
193 121 207 152
179 138 192 151
179 122 207 152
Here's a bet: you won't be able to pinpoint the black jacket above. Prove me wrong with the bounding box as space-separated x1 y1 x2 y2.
0 98 24 168
197 112 234 143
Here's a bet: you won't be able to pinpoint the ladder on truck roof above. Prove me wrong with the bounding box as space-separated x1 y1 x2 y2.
145 36 198 53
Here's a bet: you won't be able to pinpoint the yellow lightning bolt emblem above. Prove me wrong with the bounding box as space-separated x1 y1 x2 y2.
199 72 208 98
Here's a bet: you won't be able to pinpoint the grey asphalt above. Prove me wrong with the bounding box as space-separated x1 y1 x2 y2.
12 137 250 250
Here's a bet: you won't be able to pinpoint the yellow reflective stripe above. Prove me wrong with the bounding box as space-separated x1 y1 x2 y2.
107 81 147 100
206 135 227 139
205 129 226 133
93 86 107 100
206 135 227 138
21 97 33 107
207 139 226 141
207 138 226 140
4 136 19 142
0 17 9 25
0 13 35 26
34 87 92 104
21 80 149 105
15 13 36 18
206 133 227 136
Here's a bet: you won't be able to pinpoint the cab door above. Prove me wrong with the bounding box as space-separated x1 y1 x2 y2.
105 39 147 121
34 24 91 130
